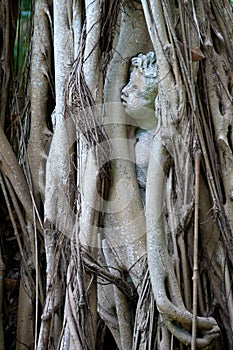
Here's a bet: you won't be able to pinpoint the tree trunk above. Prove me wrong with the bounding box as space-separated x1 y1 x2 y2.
0 1 233 349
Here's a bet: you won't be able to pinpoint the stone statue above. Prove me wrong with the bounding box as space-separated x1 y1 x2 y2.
118 51 219 348
98 50 220 349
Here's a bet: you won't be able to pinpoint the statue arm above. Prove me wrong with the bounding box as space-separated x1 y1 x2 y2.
146 131 219 347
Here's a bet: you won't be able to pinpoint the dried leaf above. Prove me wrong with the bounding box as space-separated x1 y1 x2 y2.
191 47 205 62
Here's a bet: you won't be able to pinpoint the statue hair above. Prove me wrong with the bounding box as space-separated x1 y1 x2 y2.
131 51 157 78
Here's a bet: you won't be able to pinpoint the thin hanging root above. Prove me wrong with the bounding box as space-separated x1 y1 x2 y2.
191 149 201 350
65 48 111 167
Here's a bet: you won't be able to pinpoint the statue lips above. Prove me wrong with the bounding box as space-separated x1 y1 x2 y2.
121 94 127 106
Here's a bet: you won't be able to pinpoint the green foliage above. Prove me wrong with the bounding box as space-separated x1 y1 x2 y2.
14 0 32 75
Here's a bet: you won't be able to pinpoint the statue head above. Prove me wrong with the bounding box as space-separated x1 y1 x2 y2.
121 52 158 129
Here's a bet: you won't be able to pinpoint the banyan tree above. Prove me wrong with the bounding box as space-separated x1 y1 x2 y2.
0 0 233 349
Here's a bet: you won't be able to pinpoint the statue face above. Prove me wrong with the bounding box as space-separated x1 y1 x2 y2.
121 67 158 127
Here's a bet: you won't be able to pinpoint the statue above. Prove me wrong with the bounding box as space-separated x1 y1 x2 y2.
99 51 220 349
